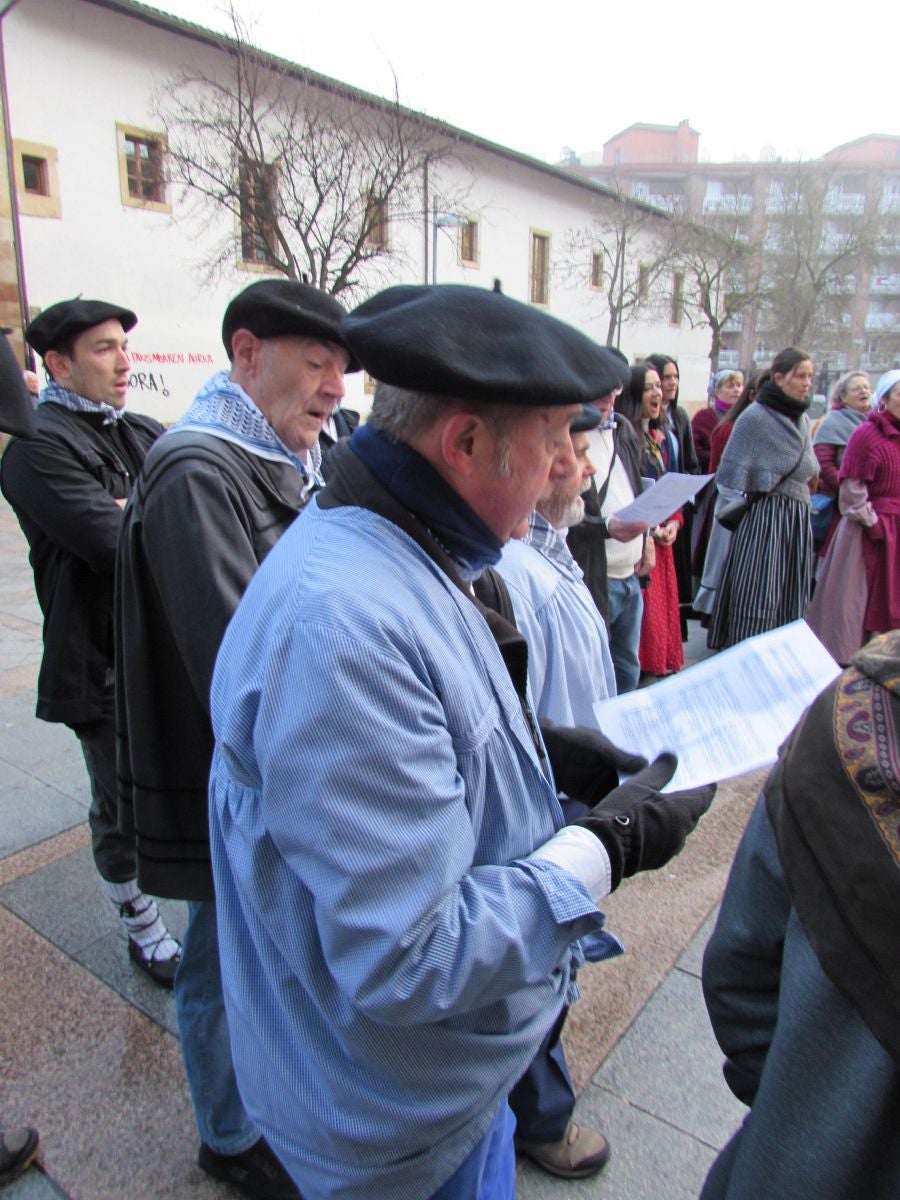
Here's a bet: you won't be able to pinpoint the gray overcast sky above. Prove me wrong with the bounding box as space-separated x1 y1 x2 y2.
155 0 895 165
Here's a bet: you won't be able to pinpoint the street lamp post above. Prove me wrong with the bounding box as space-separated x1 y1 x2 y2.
431 198 468 285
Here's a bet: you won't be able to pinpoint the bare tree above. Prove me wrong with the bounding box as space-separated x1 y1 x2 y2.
670 211 763 371
561 179 675 346
155 6 456 296
760 161 887 349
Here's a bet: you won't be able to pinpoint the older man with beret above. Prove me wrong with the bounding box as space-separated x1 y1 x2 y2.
0 298 181 985
207 284 714 1200
115 279 355 1199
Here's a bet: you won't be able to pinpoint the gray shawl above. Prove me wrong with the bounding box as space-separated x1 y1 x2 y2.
813 406 867 454
716 403 816 502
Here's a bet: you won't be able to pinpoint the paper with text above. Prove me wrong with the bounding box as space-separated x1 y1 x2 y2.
612 472 714 526
592 621 841 792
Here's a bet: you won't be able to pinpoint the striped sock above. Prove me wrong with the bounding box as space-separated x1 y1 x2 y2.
100 878 180 963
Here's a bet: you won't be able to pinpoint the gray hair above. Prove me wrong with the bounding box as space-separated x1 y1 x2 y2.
829 370 869 408
368 382 525 477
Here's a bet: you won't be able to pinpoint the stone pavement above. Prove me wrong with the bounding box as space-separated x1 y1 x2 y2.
0 491 754 1200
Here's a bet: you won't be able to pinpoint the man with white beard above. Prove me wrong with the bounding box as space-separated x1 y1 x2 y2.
496 405 618 730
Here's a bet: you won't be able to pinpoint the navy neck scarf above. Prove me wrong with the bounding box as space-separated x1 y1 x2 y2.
349 423 503 580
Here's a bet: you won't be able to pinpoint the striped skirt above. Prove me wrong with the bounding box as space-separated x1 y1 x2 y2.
708 492 812 651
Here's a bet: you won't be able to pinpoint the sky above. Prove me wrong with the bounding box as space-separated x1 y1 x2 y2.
153 0 894 166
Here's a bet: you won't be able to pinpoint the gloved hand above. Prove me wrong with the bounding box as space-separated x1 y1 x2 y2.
576 752 715 890
539 719 648 807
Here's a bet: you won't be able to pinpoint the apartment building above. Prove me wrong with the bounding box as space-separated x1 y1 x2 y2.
565 122 900 384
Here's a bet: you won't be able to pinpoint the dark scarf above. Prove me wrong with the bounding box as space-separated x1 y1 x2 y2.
348 423 503 580
756 376 811 422
766 630 900 1066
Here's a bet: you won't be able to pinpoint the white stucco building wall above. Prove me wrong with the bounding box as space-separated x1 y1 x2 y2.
2 0 711 422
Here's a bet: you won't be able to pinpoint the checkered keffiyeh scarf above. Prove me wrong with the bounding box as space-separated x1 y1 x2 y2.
173 371 322 490
39 381 123 424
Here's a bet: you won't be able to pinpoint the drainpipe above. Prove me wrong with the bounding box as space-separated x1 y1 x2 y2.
0 0 33 367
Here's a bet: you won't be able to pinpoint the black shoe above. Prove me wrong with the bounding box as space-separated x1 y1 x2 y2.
199 1138 301 1199
0 1127 39 1185
128 936 180 989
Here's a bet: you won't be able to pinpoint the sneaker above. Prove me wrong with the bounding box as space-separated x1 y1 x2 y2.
198 1137 301 1200
128 935 180 989
0 1127 39 1185
515 1119 611 1179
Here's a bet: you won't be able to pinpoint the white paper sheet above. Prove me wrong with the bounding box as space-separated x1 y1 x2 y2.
612 472 714 526
592 621 842 792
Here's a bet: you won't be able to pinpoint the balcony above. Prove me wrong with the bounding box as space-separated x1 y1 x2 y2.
871 273 900 294
717 349 741 368
824 192 866 215
829 274 856 294
819 352 849 371
702 195 753 215
721 314 743 332
864 313 900 332
765 193 801 214
880 194 900 215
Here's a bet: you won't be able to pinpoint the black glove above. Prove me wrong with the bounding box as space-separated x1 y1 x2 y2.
538 719 648 806
576 752 715 890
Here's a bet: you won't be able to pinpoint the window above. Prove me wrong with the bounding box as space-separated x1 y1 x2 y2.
670 272 684 325
638 263 650 301
13 140 61 218
365 196 389 250
530 231 551 305
116 124 169 212
239 159 277 266
590 249 604 290
22 155 48 195
458 218 479 266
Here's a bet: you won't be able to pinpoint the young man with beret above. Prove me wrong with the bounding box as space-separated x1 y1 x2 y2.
207 283 714 1200
115 279 355 1199
0 298 180 986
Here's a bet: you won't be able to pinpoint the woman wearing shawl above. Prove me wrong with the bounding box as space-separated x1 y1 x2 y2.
810 370 871 554
807 369 900 662
616 363 684 676
708 348 816 650
700 631 900 1200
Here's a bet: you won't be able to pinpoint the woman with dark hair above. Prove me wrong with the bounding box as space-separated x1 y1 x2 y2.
646 353 699 634
616 363 683 676
708 349 817 650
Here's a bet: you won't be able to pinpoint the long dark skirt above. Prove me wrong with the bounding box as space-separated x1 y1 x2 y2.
708 493 812 651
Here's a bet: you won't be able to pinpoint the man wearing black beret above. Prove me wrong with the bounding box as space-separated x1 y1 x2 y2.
206 283 715 1200
0 298 181 986
115 278 355 1199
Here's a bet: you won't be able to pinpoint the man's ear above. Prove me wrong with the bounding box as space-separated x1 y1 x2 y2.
438 410 489 478
43 349 71 385
229 329 262 375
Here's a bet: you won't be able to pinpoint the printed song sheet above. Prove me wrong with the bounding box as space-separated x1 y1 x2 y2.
592 621 841 792
612 472 714 526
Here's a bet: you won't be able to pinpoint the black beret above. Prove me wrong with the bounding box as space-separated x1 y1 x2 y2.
26 299 137 357
570 404 601 434
222 280 360 371
0 331 36 438
341 284 630 406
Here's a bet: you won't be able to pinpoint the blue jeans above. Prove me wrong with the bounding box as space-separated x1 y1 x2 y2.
430 1104 516 1200
174 900 258 1154
606 575 643 694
